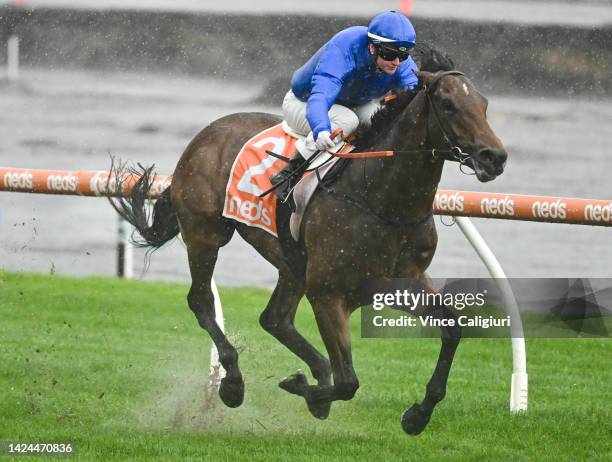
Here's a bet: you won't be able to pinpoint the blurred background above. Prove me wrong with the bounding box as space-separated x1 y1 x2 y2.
1 0 611 287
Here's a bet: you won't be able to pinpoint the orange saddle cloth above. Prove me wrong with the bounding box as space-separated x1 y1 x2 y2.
222 123 297 237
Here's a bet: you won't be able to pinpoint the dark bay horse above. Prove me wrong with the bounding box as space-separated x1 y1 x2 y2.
110 50 507 435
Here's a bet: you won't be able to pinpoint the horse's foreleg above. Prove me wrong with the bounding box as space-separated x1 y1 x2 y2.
184 229 244 408
259 271 333 419
402 276 462 435
296 295 359 407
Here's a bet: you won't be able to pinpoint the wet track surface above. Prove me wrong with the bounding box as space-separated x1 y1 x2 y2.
1 68 612 287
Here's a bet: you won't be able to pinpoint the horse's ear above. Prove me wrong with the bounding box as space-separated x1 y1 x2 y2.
417 71 435 88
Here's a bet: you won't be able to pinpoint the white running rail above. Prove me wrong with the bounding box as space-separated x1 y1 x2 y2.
454 216 528 413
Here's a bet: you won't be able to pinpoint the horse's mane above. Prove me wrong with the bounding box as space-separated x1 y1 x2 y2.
352 42 455 151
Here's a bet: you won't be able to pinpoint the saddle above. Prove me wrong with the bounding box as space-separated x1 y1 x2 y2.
274 142 351 280
273 124 358 241
221 120 353 242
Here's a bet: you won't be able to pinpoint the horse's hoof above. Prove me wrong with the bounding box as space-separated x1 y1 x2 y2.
280 371 332 419
306 400 332 420
218 376 244 408
279 370 308 396
401 403 432 436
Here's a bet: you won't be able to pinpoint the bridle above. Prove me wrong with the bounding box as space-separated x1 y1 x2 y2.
400 70 473 169
318 70 479 227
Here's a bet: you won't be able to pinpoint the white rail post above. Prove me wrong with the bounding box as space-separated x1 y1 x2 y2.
117 216 134 279
207 278 226 394
453 216 528 413
7 35 19 81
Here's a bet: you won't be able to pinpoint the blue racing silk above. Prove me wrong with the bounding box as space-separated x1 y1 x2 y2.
291 26 419 140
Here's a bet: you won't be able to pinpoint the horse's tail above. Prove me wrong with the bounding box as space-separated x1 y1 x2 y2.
108 161 179 250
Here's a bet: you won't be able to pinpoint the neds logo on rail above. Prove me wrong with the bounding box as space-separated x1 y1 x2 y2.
585 203 612 223
47 173 78 192
434 191 464 212
4 171 33 189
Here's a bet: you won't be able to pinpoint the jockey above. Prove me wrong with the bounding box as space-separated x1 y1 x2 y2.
271 10 419 200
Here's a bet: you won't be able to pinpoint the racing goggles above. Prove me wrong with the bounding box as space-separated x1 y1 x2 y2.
376 44 412 62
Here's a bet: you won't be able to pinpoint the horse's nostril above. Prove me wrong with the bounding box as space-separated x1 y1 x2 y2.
477 149 495 164
478 148 507 166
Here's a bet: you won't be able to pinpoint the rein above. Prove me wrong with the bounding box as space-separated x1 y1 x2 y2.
339 71 472 165
316 167 433 227
320 70 471 227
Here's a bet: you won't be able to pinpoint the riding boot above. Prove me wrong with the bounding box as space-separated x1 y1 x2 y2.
269 152 308 205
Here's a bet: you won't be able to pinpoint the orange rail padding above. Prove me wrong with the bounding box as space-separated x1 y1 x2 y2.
434 189 612 227
0 167 171 198
1 167 611 227
400 0 413 15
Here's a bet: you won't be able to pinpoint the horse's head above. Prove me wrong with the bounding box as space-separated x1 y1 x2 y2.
417 70 507 182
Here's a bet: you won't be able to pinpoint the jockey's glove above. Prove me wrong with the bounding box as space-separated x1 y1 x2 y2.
315 131 335 151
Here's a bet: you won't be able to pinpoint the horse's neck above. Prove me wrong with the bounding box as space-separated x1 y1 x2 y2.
345 92 444 221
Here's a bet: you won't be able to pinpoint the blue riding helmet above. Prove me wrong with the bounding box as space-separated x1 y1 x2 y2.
367 10 416 49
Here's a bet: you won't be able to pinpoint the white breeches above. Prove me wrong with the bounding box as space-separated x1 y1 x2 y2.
282 90 381 160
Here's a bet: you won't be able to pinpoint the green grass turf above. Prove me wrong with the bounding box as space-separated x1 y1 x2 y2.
0 271 610 461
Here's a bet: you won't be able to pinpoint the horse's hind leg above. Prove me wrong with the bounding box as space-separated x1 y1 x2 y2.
181 218 245 408
259 270 332 419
